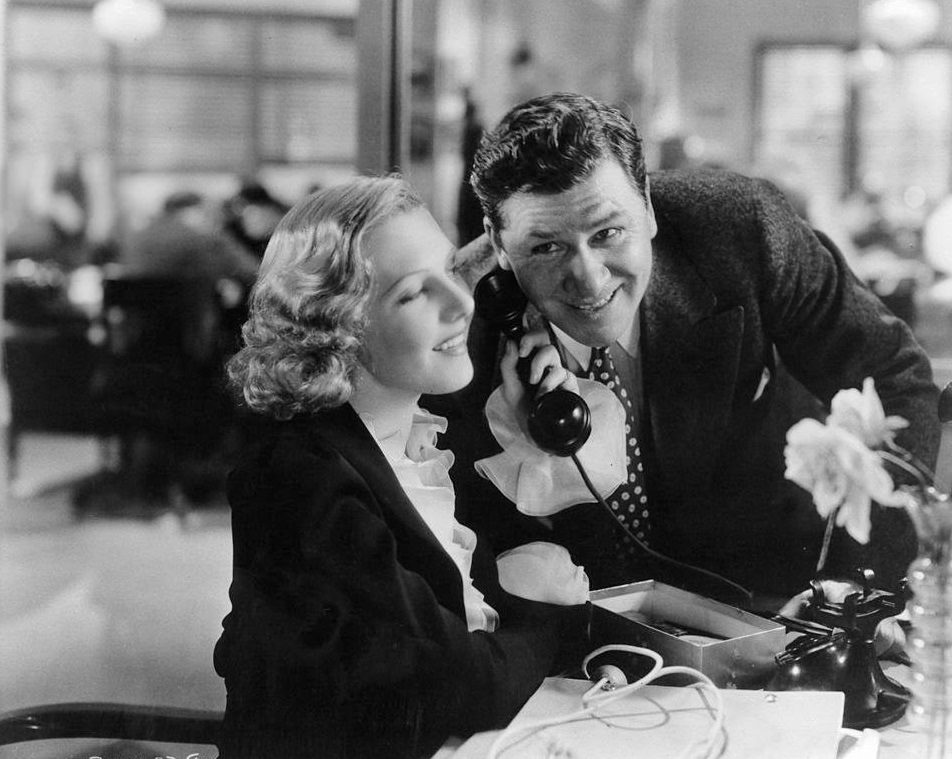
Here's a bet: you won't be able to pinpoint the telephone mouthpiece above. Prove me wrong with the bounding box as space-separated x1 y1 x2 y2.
528 388 592 456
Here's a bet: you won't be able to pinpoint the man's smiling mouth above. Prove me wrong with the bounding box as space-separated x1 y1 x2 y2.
571 286 619 313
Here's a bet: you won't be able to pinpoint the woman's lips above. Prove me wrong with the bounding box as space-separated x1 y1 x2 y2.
434 333 467 353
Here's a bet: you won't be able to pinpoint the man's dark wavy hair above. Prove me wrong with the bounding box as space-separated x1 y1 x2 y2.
470 92 648 231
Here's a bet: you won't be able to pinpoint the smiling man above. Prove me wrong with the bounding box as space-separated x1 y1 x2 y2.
452 92 940 599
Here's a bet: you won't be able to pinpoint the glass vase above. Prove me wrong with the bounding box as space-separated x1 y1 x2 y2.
904 488 952 759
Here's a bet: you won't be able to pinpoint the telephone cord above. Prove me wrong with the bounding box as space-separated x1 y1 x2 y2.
486 644 725 759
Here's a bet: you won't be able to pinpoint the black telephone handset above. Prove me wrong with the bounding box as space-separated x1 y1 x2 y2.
474 268 592 457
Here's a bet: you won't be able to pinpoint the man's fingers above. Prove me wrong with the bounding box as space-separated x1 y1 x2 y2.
524 344 562 385
499 341 525 407
517 331 554 359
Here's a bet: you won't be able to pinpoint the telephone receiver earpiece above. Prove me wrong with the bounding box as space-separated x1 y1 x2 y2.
474 269 592 457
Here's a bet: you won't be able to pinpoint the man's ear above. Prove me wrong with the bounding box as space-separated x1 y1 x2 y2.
484 218 513 271
644 176 658 239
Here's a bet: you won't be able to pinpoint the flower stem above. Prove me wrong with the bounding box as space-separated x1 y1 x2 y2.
816 511 836 574
883 440 936 487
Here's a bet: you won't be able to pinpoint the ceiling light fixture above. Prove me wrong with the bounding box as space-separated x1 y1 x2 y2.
92 0 166 46
862 0 941 52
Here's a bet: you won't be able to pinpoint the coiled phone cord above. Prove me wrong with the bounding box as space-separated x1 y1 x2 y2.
486 644 726 759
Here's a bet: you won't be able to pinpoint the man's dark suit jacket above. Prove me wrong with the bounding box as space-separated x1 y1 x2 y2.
213 404 590 759
435 169 941 600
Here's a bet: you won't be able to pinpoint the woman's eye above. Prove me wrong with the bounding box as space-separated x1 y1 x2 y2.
397 289 423 305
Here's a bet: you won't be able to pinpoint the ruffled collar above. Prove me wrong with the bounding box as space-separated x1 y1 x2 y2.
357 405 455 475
356 404 499 633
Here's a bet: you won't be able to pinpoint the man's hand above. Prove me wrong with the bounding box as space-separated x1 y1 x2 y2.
499 329 579 413
497 542 590 605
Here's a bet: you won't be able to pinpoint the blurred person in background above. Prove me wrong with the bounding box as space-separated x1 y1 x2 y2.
122 190 260 284
456 87 487 246
5 150 115 269
80 190 260 512
841 187 933 330
221 180 290 261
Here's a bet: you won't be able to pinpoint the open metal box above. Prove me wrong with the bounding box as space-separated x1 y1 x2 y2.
589 580 785 688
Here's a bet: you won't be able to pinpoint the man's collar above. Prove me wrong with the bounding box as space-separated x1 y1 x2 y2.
549 312 640 372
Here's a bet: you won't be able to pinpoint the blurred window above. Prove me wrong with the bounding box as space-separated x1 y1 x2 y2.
6 4 358 173
755 45 849 208
118 74 252 171
756 43 952 206
260 17 357 74
9 69 110 152
8 5 109 63
259 80 358 164
116 14 256 70
857 48 952 202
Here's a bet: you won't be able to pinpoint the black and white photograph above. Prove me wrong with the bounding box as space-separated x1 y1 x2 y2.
2 1 952 757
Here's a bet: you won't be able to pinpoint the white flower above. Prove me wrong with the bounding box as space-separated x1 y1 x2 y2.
828 377 908 448
784 418 906 544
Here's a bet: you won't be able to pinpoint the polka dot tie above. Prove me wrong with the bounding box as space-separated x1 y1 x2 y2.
587 345 650 546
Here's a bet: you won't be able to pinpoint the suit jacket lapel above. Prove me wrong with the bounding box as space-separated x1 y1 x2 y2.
642 235 745 498
303 404 467 619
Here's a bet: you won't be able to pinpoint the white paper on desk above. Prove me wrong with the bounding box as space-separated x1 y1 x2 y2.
448 678 845 759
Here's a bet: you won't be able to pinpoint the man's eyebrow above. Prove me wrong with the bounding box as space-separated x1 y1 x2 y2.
588 208 626 228
523 209 625 240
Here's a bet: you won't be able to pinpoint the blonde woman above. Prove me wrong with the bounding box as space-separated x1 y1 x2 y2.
214 176 590 759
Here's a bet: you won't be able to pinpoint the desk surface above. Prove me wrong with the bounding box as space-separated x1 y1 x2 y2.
438 664 928 759
447 678 846 758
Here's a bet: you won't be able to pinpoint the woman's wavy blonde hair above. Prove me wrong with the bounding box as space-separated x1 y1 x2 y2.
227 175 423 419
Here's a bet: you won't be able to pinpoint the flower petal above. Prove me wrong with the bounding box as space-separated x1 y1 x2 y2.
837 489 872 544
828 377 909 448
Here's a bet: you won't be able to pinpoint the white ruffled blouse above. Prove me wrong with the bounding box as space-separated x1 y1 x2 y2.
357 407 499 633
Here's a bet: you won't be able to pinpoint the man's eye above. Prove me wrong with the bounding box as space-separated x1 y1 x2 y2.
592 227 622 243
447 262 467 286
530 241 561 256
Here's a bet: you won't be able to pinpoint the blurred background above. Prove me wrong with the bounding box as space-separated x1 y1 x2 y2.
2 0 952 727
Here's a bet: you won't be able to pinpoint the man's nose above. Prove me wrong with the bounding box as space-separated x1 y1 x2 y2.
564 245 609 299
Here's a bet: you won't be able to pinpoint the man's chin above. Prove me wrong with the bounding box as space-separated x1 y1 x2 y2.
560 320 627 348
550 299 636 347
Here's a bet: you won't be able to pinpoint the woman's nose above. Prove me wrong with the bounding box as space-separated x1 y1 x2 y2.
443 279 474 321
